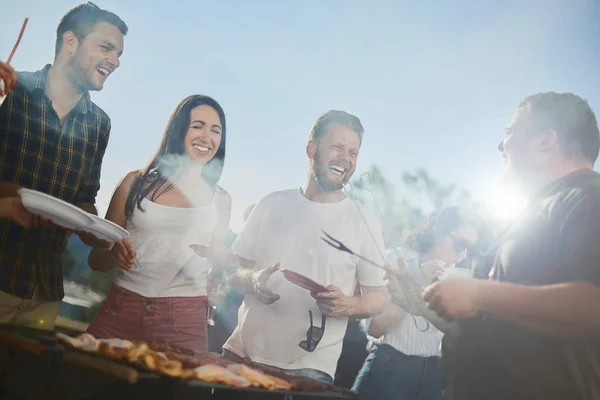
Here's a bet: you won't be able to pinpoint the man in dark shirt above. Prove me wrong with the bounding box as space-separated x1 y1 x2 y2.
420 92 600 399
0 2 128 329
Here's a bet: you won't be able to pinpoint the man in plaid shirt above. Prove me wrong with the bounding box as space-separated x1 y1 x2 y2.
0 3 128 329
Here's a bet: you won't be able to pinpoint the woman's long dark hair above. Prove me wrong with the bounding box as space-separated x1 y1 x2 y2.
405 206 470 253
124 95 227 218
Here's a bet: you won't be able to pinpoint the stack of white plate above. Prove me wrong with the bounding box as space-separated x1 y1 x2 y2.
18 188 129 243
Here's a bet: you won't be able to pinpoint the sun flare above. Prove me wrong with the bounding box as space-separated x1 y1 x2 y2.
485 185 526 221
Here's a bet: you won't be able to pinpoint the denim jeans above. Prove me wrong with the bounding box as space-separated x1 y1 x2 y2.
352 344 444 400
222 349 334 384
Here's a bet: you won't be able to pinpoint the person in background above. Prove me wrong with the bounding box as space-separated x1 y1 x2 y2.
207 203 255 353
332 284 370 389
0 2 128 330
353 207 478 400
418 92 600 400
86 95 231 352
220 110 388 384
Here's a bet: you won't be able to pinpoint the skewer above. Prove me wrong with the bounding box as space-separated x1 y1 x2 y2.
6 18 29 65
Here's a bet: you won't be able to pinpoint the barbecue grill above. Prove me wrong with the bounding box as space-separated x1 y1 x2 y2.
0 325 356 400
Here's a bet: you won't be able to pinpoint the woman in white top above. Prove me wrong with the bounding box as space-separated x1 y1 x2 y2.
86 95 231 352
352 207 478 400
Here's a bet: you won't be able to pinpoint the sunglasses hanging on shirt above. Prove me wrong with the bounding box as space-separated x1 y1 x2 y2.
299 310 326 352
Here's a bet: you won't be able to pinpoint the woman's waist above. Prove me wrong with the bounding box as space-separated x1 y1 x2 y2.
114 270 207 297
109 283 208 303
128 256 209 272
128 244 210 280
129 237 211 257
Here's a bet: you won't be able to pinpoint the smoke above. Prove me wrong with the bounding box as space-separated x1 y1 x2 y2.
153 153 224 208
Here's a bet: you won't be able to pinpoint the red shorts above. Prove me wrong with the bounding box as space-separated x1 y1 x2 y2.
87 284 208 352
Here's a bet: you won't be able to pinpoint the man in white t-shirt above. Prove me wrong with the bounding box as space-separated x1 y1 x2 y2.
222 110 388 383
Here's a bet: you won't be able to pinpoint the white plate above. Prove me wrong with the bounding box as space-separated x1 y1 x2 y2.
83 225 116 242
84 216 130 242
18 188 95 230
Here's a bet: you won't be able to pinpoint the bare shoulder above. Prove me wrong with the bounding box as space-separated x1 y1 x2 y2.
106 170 142 217
120 170 141 190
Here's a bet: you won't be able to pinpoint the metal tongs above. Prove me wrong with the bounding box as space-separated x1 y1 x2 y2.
321 230 424 291
321 230 393 273
321 230 430 331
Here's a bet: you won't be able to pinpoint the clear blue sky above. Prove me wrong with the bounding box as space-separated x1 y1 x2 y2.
3 0 599 231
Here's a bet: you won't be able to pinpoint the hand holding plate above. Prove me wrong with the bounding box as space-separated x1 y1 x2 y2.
312 285 355 317
0 197 34 228
76 231 114 249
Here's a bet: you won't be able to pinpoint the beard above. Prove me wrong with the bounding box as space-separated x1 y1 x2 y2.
67 49 101 92
311 149 354 192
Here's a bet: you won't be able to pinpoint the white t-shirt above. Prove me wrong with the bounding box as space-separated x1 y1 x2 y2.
222 188 386 378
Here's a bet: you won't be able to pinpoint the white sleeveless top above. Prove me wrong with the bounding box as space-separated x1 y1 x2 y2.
114 197 219 298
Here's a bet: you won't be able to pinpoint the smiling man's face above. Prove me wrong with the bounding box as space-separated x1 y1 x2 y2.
309 123 360 192
67 21 124 91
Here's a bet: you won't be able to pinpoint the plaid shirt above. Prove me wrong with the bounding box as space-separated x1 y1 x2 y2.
0 64 110 300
